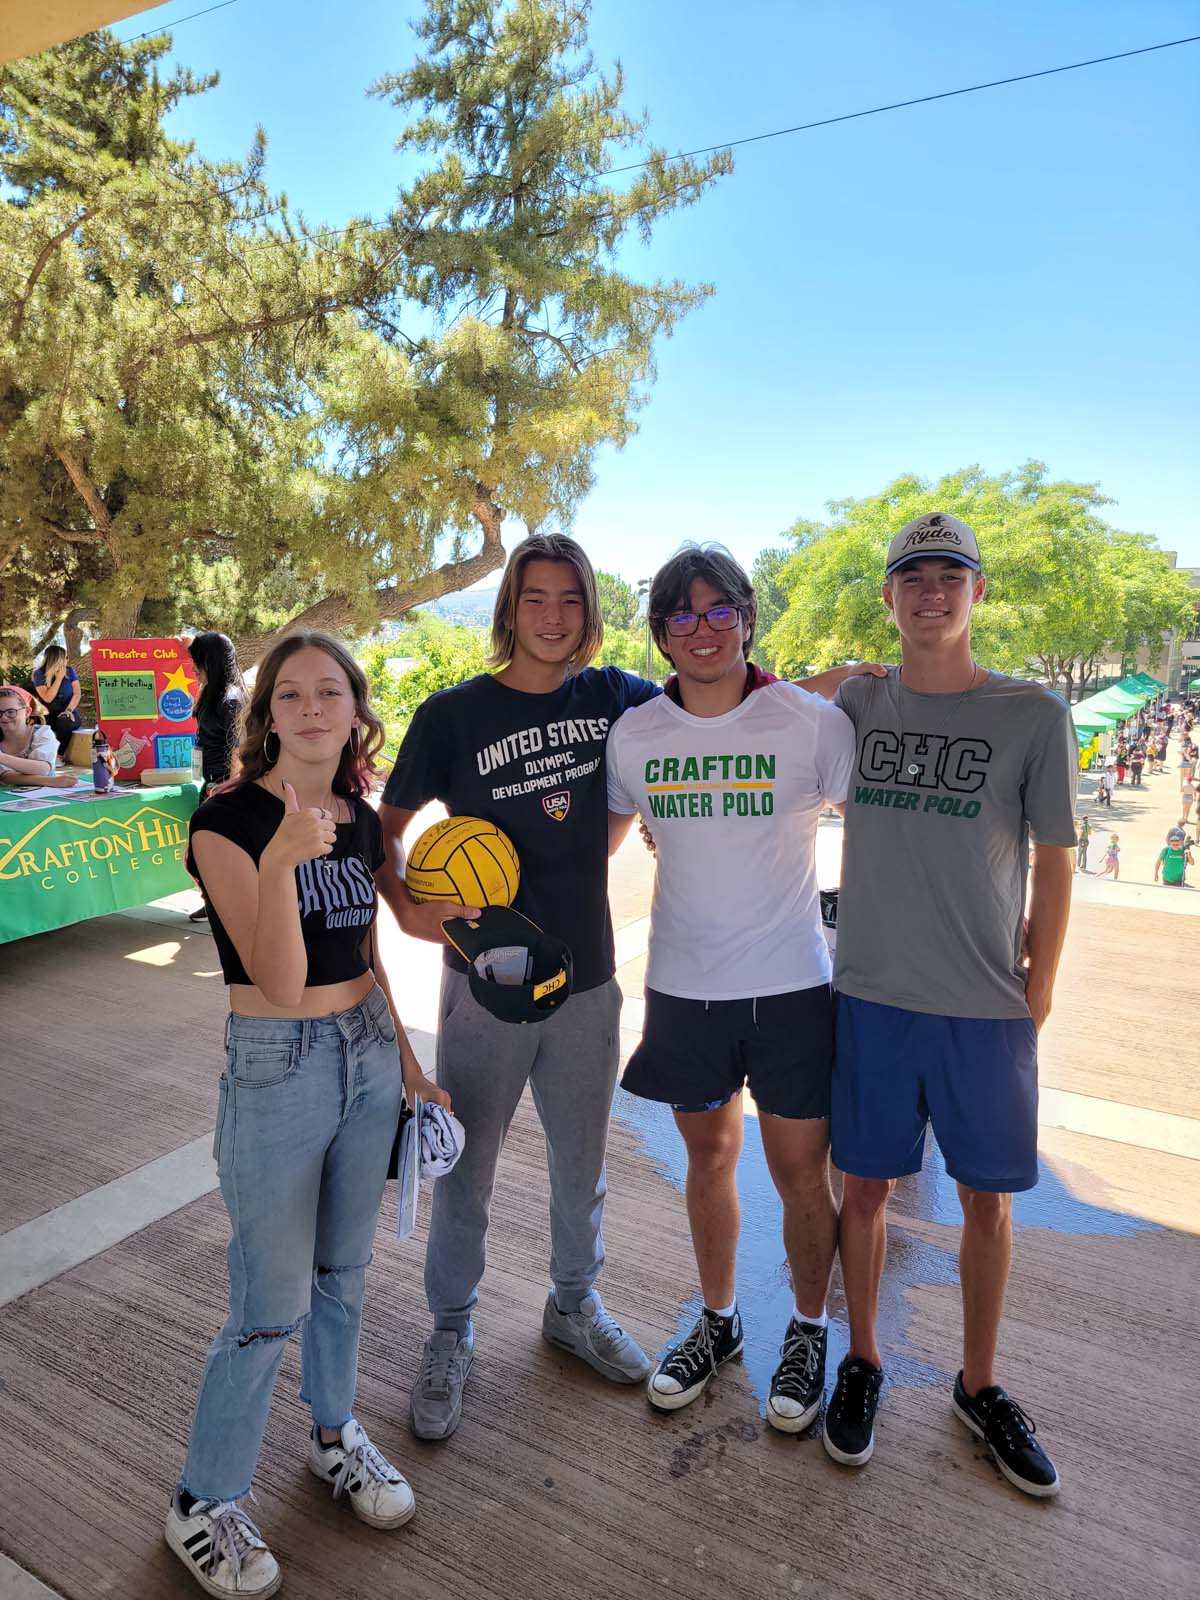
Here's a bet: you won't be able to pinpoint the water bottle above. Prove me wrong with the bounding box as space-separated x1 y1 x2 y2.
92 729 114 793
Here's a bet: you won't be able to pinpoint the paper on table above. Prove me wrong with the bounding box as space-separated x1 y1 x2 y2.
0 779 98 808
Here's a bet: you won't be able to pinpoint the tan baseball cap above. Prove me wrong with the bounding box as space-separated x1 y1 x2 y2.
885 512 981 576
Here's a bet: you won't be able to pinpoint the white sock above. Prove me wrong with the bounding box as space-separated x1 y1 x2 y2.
796 1306 828 1328
705 1298 737 1319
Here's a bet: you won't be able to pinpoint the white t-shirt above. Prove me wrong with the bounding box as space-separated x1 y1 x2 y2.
607 681 855 1000
1 722 57 776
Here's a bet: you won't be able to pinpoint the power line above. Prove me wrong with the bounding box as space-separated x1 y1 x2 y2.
236 31 1200 255
604 34 1200 173
125 0 240 43
16 27 1196 270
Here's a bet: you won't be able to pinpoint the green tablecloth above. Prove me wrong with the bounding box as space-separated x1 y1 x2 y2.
0 782 200 943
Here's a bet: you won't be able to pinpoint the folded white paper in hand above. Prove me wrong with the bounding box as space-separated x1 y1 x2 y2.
396 1101 467 1241
396 1097 421 1241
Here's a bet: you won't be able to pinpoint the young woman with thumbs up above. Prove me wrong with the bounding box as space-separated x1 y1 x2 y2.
169 631 447 1600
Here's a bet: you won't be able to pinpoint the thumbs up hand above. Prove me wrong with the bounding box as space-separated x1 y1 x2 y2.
264 781 338 870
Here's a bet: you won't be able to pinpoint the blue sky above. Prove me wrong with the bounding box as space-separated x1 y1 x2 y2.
119 0 1200 582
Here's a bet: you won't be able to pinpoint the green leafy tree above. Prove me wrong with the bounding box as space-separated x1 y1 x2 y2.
2 5 727 659
765 463 1180 697
751 521 822 672
591 623 651 676
1101 531 1196 678
595 570 640 630
356 613 488 750
285 0 729 655
0 30 379 642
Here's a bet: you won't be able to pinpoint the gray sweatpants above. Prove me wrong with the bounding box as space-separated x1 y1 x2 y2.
425 969 623 1335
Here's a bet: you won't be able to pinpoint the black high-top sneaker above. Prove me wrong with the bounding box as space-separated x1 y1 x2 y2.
647 1305 744 1411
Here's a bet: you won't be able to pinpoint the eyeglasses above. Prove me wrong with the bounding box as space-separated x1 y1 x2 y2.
0 707 26 719
662 605 742 637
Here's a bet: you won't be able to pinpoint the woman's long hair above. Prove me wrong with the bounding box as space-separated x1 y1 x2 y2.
227 632 385 798
39 644 68 675
188 632 246 719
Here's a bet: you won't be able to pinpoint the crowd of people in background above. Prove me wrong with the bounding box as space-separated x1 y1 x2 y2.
1076 698 1198 889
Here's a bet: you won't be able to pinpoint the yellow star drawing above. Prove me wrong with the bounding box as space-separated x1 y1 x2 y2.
162 663 196 697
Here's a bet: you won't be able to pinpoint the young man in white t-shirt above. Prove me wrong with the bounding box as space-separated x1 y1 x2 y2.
607 545 857 1430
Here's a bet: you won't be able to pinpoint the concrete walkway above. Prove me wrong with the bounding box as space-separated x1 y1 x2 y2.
1 732 1197 1600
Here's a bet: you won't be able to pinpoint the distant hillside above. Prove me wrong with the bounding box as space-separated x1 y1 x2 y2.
424 588 499 628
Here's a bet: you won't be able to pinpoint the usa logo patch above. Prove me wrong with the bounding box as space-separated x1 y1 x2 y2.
543 792 570 822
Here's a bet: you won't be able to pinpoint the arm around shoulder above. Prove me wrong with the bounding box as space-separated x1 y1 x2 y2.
796 662 888 700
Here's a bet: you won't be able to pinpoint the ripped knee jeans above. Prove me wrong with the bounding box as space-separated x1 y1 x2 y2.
180 987 403 1502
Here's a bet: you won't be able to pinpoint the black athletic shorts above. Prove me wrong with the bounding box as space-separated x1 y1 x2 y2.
621 983 833 1119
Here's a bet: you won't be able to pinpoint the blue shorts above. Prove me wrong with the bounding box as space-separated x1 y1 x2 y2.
831 994 1039 1193
622 985 833 1119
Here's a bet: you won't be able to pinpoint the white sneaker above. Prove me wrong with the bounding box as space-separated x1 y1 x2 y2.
165 1494 281 1598
306 1418 416 1529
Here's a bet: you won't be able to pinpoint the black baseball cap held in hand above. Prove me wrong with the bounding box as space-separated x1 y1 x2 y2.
441 905 573 1024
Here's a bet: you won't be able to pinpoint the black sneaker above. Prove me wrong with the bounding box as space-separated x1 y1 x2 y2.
822 1354 883 1466
647 1306 744 1412
766 1317 828 1434
952 1372 1060 1497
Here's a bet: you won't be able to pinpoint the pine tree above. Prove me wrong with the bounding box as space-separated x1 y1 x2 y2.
0 29 370 643
1 5 728 660
271 0 729 656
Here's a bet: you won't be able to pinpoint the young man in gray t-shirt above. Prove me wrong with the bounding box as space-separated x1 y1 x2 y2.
825 512 1077 1498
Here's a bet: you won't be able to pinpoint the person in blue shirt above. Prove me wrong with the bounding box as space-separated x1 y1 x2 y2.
32 645 82 757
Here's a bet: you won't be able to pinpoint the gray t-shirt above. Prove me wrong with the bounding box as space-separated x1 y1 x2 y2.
833 668 1077 1019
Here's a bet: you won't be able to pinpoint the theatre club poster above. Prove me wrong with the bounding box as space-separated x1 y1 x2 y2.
88 638 198 780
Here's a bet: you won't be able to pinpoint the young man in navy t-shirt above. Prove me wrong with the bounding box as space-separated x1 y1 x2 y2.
379 534 659 1441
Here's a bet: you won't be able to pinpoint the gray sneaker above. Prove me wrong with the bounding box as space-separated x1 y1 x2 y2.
409 1329 473 1441
541 1291 651 1384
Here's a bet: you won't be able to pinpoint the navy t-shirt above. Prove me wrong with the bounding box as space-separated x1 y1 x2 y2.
32 664 78 717
383 668 660 992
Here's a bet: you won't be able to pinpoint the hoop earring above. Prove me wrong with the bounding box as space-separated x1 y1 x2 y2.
264 729 280 765
349 726 361 757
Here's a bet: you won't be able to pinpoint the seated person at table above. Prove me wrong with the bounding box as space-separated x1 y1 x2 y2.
0 685 59 784
32 645 82 757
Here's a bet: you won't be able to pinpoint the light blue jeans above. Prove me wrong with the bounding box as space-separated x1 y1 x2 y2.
180 986 403 1502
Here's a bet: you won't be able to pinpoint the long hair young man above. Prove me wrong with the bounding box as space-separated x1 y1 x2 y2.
379 535 658 1441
